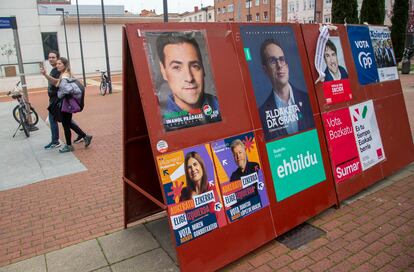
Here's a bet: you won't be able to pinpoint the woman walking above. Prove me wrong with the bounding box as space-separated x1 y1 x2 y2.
55 57 92 153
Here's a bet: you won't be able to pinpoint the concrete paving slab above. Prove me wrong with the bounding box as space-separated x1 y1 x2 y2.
45 239 107 272
0 101 86 191
110 249 179 272
145 217 177 263
0 255 46 272
98 224 159 264
387 169 413 181
90 266 111 272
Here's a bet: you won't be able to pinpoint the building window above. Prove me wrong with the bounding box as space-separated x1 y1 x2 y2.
246 0 252 8
256 13 260 21
199 14 202 21
303 0 307 10
263 0 268 3
324 15 331 23
255 0 260 6
189 18 192 22
208 13 212 19
309 0 314 9
41 32 58 60
218 8 221 13
289 2 295 12
308 17 314 23
246 14 252 21
296 0 299 11
194 16 197 21
264 11 268 20
325 0 332 3
228 4 234 12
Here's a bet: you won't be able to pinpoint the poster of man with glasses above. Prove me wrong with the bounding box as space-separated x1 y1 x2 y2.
240 26 315 141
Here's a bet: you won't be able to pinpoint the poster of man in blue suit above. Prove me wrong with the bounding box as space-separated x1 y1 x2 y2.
240 26 315 142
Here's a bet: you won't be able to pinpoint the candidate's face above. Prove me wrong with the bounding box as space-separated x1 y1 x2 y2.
263 44 289 89
324 46 339 75
48 53 58 67
232 144 247 170
160 42 204 111
187 157 203 184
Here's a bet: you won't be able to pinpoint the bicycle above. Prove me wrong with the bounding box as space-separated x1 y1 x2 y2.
7 81 39 137
97 70 111 96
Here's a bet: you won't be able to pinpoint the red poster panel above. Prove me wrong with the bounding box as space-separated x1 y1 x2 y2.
322 108 362 183
124 23 275 272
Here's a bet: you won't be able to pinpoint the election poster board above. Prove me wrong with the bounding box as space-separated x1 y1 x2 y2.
369 26 399 82
265 129 326 201
144 31 222 132
156 144 227 246
322 36 353 104
347 25 380 85
211 132 269 223
349 100 386 170
239 25 315 142
322 108 362 183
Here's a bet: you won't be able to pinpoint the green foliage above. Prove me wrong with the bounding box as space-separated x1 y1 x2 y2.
391 0 409 61
360 0 385 24
332 0 359 24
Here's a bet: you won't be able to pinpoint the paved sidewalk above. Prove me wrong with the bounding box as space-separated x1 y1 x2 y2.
0 164 412 272
0 74 413 271
0 101 86 191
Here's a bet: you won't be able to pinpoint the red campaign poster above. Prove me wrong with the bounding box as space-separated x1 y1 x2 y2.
322 108 362 183
323 79 353 104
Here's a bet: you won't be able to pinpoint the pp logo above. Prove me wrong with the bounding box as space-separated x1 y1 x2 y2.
358 52 373 69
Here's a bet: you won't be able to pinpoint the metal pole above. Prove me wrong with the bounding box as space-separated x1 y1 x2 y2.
76 0 86 86
11 16 33 125
101 0 112 93
163 0 168 22
56 8 70 63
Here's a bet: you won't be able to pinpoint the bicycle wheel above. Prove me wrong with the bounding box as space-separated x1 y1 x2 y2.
100 81 107 96
13 105 39 126
18 107 30 137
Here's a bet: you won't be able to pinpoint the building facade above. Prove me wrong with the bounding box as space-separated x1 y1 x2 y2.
215 0 275 22
180 6 215 22
215 0 393 25
0 0 180 88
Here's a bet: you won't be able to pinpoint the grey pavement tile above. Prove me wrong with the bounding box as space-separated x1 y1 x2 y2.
110 249 178 272
0 101 86 191
0 255 46 272
90 266 111 272
406 162 414 172
46 239 107 272
145 217 177 263
98 224 159 264
387 169 413 181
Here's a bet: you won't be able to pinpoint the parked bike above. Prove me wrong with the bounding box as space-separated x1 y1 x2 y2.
401 46 413 74
7 81 39 137
97 70 112 96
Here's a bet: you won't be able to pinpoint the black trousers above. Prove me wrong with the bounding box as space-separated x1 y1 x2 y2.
61 112 86 145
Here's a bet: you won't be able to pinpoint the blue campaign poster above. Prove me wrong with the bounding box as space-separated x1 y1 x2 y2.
239 25 315 142
347 25 379 85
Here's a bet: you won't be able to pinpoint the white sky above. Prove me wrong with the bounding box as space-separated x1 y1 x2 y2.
76 0 214 14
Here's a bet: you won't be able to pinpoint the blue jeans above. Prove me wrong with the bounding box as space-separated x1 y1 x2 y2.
49 111 59 144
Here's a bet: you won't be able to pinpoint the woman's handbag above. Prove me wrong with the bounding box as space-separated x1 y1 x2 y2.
61 96 81 113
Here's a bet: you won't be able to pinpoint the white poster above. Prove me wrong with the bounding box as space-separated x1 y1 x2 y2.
369 26 399 82
349 100 385 170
